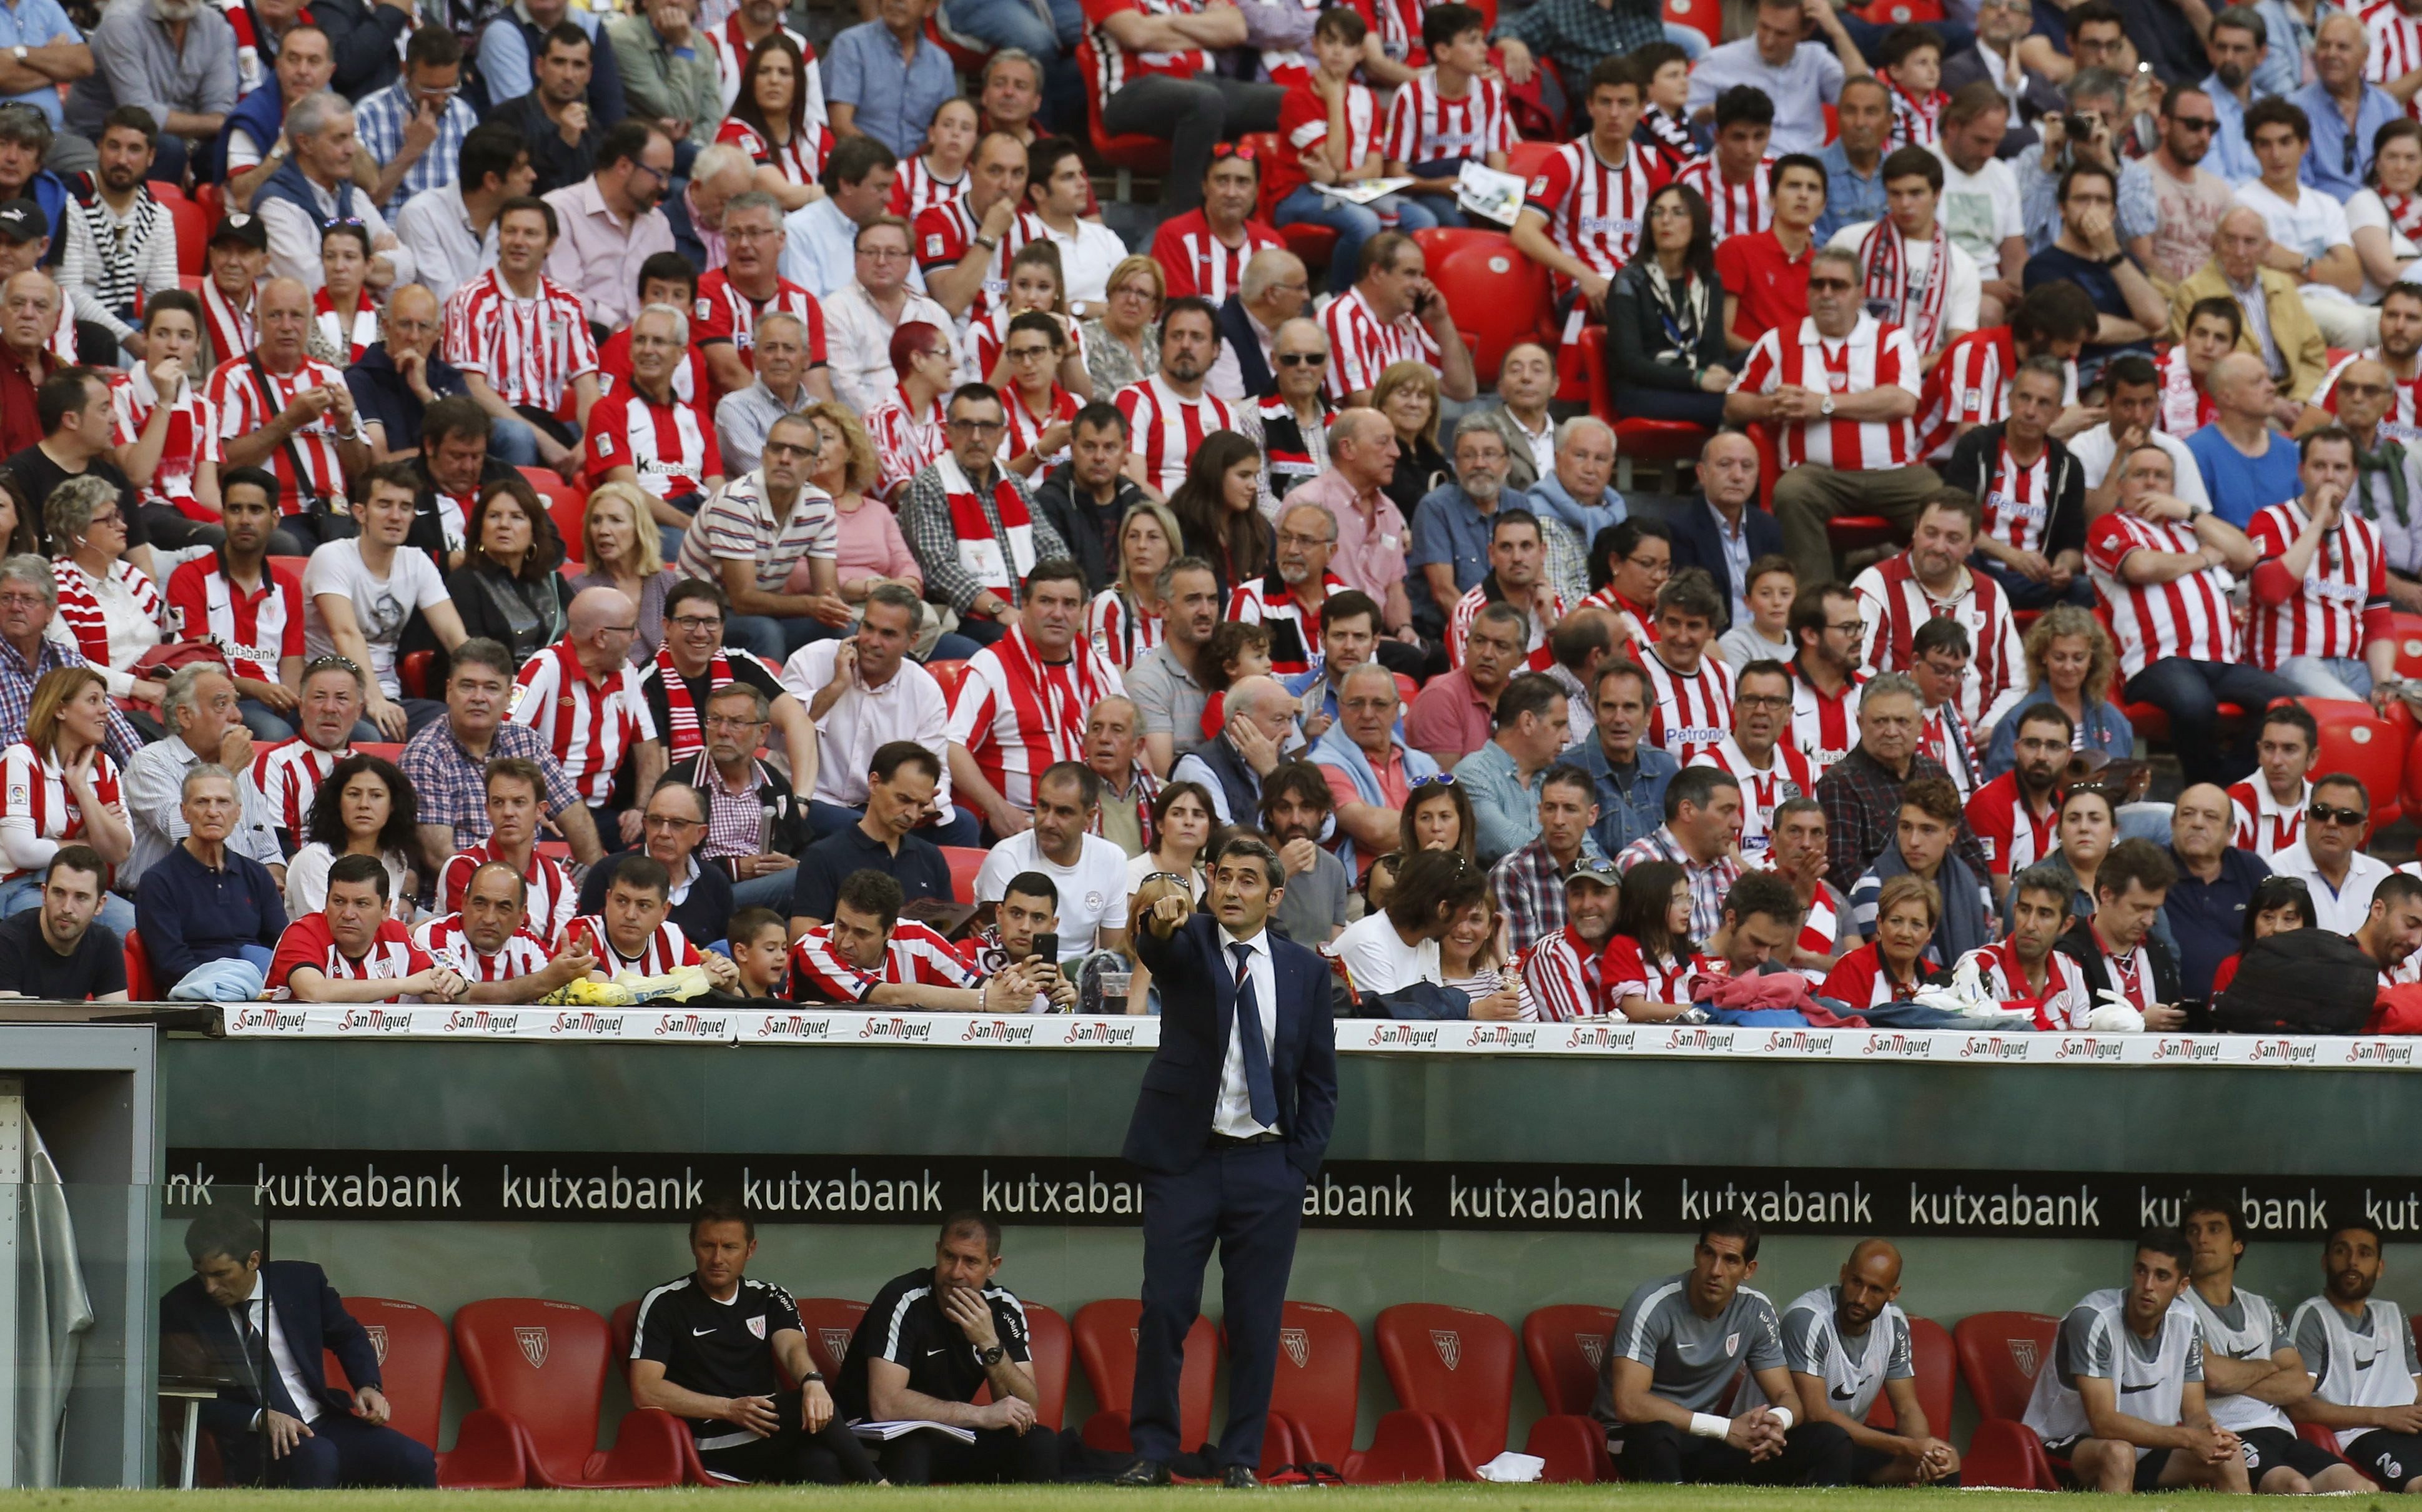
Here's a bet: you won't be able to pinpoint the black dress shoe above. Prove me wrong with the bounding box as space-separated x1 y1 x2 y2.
1114 1458 1173 1486
1221 1466 1260 1489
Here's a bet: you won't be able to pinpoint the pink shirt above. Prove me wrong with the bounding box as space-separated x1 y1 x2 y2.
1289 467 1408 601
541 178 678 330
794 496 924 591
1405 666 1496 764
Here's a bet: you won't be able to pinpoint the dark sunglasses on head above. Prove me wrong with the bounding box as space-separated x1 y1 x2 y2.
2310 801 2369 827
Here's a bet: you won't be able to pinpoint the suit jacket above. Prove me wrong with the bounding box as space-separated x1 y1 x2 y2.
1217 294 1275 400
1125 911 1338 1180
1667 498 1782 628
159 1260 380 1440
2168 260 2328 403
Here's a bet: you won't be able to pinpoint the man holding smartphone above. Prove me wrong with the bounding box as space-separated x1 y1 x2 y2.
1317 229 1478 407
956 872 1080 1011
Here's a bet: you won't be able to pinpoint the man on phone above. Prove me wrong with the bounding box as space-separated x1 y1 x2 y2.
1317 230 1477 408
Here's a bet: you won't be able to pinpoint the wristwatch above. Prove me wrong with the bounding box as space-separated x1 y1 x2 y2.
11 47 27 64
978 1345 1005 1366
1819 395 1836 418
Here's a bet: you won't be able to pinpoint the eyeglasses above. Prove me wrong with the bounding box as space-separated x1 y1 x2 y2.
631 162 671 187
2340 382 2393 398
1736 693 1791 709
1624 553 1671 574
947 418 1006 433
670 614 723 631
644 814 706 830
2310 801 2369 826
1275 352 1324 367
2173 116 2218 133
1827 619 1866 635
703 714 765 730
1110 283 1157 301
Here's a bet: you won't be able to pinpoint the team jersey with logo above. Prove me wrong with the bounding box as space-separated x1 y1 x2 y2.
164 553 302 681
1917 327 2078 459
2183 1285 2295 1433
944 631 1124 812
2291 1294 2421 1450
1522 136 1661 287
2245 500 2390 668
788 919 981 1002
436 843 576 944
247 739 348 851
714 115 833 189
1790 663 1866 774
509 641 660 804
1639 647 1736 764
205 353 353 513
912 201 1045 326
1690 737 1813 859
1964 771 2059 877
1321 286 1443 400
1147 209 1285 302
1737 1284 1915 1421
1228 572 1345 676
1731 314 1924 470
1270 79 1382 202
692 271 829 376
889 153 969 219
1447 582 1563 671
584 387 723 502
1114 376 1237 496
412 913 555 983
266 914 433 1000
2024 1289 2205 1455
835 1266 1032 1423
1852 556 2025 729
631 1273 807 1448
562 915 701 977
442 270 601 415
1595 1272 1784 1428
2365 0 2422 101
2087 511 2241 674
1383 74 1512 168
2227 778 2311 860
1521 925 1604 1022
0 741 124 882
109 367 220 515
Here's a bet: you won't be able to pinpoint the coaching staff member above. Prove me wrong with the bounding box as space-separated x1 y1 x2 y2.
1117 838 1338 1488
835 1212 1055 1485
628 1200 886 1485
158 1210 436 1488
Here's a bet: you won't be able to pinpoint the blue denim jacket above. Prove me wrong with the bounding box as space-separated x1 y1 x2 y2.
1563 737 1681 862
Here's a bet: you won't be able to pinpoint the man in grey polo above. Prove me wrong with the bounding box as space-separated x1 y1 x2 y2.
714 310 818 477
1126 556 1218 778
67 0 238 185
1594 1212 1854 1486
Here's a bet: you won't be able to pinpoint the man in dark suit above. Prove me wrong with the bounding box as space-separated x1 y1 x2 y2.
1115 836 1338 1488
1668 431 1783 630
158 1211 437 1488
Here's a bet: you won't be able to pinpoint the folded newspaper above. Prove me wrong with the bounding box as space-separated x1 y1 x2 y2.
849 1420 976 1443
1312 176 1411 205
1456 161 1527 227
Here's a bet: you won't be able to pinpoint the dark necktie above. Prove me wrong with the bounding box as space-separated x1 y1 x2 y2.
241 1303 303 1418
1228 942 1279 1129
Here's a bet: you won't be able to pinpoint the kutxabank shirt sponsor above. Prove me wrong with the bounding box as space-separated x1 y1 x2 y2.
160 1149 2422 1239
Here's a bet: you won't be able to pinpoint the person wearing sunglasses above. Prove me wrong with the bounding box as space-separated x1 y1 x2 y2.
2313 349 2422 613
2265 770 2395 932
250 92 415 294
2114 82 2235 293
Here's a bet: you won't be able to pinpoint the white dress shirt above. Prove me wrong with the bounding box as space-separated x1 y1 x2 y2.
1213 921 1281 1139
1206 304 1275 405
395 180 501 307
780 638 956 814
244 1273 321 1425
820 279 960 415
120 733 283 887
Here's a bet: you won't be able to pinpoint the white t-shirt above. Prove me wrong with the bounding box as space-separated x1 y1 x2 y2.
300 540 451 696
2067 424 2212 509
1043 217 1130 309
974 829 1134 959
2235 180 2356 302
1826 222 1983 349
1929 147 2024 271
1126 851 1205 904
2341 189 2422 303
283 843 412 921
1322 911 1441 997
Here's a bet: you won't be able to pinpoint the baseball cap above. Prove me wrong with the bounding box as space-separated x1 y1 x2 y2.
0 199 43 244
209 211 268 252
1564 857 1621 889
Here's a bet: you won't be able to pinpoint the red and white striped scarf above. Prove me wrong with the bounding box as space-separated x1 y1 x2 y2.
937 453 1035 603
994 620 1114 758
2388 192 2422 239
1859 218 1952 355
653 648 731 759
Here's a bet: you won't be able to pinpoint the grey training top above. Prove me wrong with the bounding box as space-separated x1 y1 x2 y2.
1593 1271 1784 1430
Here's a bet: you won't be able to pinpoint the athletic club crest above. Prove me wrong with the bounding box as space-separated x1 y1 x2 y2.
820 1328 853 1361
1280 1328 1309 1370
2009 1339 2041 1378
1724 1332 1741 1356
514 1327 548 1369
1576 1334 1605 1370
1430 1330 1461 1370
747 1315 767 1340
364 1326 390 1365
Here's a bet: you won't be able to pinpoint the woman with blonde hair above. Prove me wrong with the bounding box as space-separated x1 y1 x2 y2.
1090 499 1182 669
0 665 134 929
791 401 983 661
1982 603 2133 776
1084 254 1162 395
571 482 678 665
1820 873 1942 1007
1370 361 1448 518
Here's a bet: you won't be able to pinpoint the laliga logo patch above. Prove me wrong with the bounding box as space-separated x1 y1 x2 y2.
1430 1330 1461 1371
820 1328 854 1361
515 1327 550 1369
1281 1328 1309 1370
2008 1339 2040 1378
364 1325 390 1365
1576 1334 1606 1370
695 297 712 320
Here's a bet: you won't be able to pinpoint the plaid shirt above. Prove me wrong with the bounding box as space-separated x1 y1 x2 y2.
1491 837 1596 955
1493 0 1663 99
1613 825 1742 944
897 460 1070 613
0 634 142 766
400 719 585 846
355 81 482 216
1814 744 1991 892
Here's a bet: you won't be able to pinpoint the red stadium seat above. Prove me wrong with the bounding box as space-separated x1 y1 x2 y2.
1867 1315 1955 1437
520 468 588 564
1277 223 1339 282
1258 1300 1360 1470
1411 228 1550 388
1393 671 1418 706
1520 1304 1619 1482
794 1297 869 1378
320 1297 526 1490
167 196 210 277
924 658 969 700
123 928 159 1001
1746 420 1782 511
939 845 986 902
1022 1302 1072 1430
453 1297 686 1489
1954 1311 2060 1490
177 272 203 292
1613 417 1713 493
1505 139 1561 186
267 554 309 582
1664 0 1721 44
354 741 405 763
2305 697 2406 836
1070 1298 1217 1452
2393 611 2422 681
398 650 436 699
1076 38 1171 198
194 180 223 227
1373 1302 1516 1481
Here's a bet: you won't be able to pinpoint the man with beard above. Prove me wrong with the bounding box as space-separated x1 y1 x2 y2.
2163 781 2271 999
1521 854 1621 1022
413 858 595 1002
542 120 676 334
1258 763 1348 949
2072 354 2214 516
1230 502 1346 678
2120 84 2237 292
1489 763 1601 954
1964 704 2072 892
1032 405 1147 596
2351 872 2422 984
1410 417 1515 640
1690 661 1814 864
2290 1222 2422 1491
1852 492 2025 735
61 110 178 364
2055 838 2190 1029
1447 511 1565 673
2315 348 2422 611
1114 300 1237 500
1788 581 1867 777
1962 861 2092 1027
1739 1241 1957 1486
164 471 304 741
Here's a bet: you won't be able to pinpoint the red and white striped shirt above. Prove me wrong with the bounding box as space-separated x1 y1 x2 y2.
703 14 816 117
2315 349 2422 442
1148 209 1286 302
1351 0 1428 63
1979 441 2055 556
1639 646 1736 763
1851 553 2025 729
0 740 122 882
51 557 164 674
583 387 723 501
413 913 555 984
204 352 352 514
2087 510 2241 674
889 152 969 219
1919 700 1980 799
1114 375 1237 496
693 270 829 377
508 639 660 804
1674 152 1778 242
1321 286 1443 400
1690 736 1814 859
1446 581 1564 670
912 200 1045 325
864 384 949 502
1789 661 1866 774
248 739 348 845
2245 499 2391 666
1089 586 1164 668
201 277 254 368
443 269 601 415
2153 343 2218 435
562 914 700 977
164 552 302 680
1962 936 2092 1030
437 842 576 945
1916 326 2078 459
969 306 1086 385
1579 586 1658 654
2227 776 2310 859
1601 934 1692 1010
267 914 432 999
1383 72 1511 168
1270 79 1382 202
2365 0 2422 109
1964 769 2058 876
109 367 220 516
1084 0 1213 95
1796 887 1845 982
1521 925 1605 1022
789 919 980 1002
714 115 832 189
313 289 378 363
1000 381 1079 470
1731 314 1924 470
1523 136 1661 289
944 623 1125 811
1228 572 1345 675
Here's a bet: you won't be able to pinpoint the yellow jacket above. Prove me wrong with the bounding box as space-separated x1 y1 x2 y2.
2166 261 2329 403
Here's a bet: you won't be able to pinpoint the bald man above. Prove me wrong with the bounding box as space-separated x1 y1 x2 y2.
2183 351 2304 529
1737 1241 1959 1486
1671 431 1781 629
510 585 667 846
2171 207 2329 415
1290 407 1421 656
2163 781 2271 1000
207 275 370 545
1208 249 1312 403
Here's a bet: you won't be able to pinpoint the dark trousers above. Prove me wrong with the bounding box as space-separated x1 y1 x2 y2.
1609 384 1728 428
878 1422 1059 1484
1099 72 1283 213
1614 1420 1854 1486
1132 1138 1305 1470
1972 554 2095 610
695 1399 884 1485
2122 656 2301 786
219 1410 438 1488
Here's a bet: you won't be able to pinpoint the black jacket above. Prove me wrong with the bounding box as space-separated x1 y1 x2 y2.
1217 294 1274 398
1605 258 1729 396
1031 463 1144 596
1942 423 2087 560
2055 916 2182 1010
159 1260 381 1440
311 0 409 98
672 748 813 871
1668 498 1784 628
